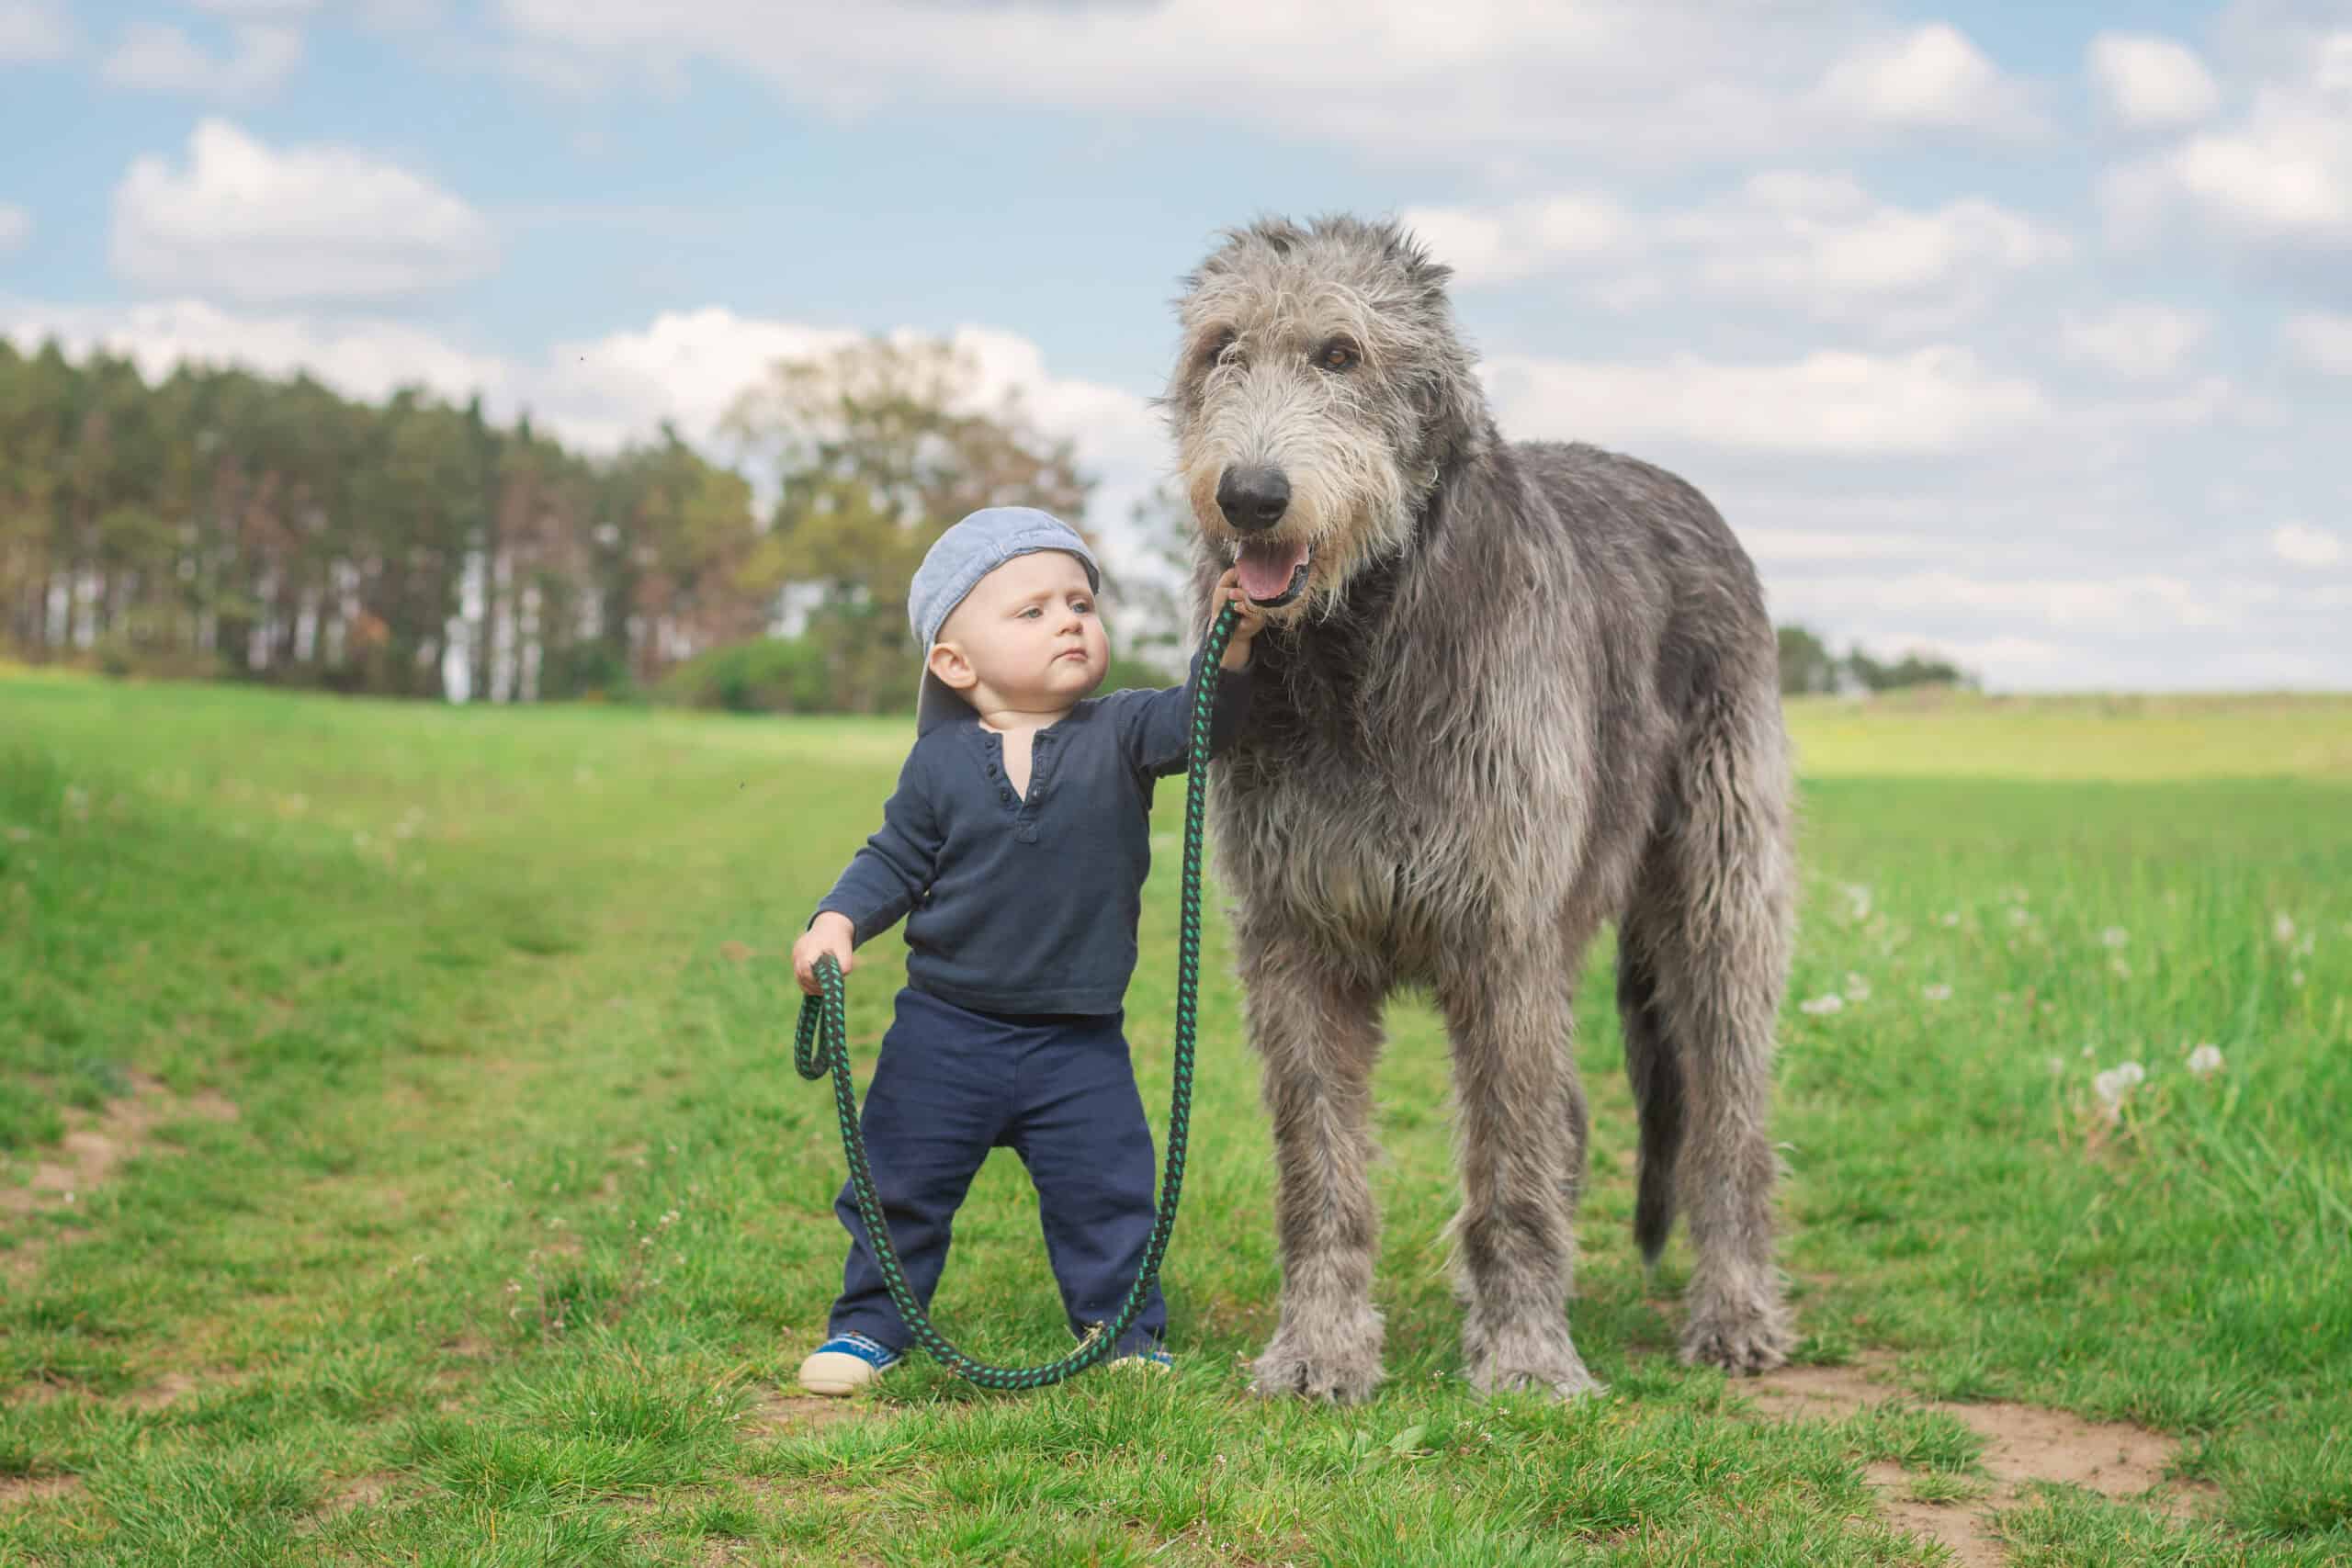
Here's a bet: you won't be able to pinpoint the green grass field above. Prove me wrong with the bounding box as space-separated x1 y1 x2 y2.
4 671 2347 1566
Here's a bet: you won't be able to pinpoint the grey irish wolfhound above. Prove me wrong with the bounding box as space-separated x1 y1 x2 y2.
1165 215 1796 1401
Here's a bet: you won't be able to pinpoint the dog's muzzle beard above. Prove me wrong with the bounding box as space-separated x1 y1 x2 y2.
1215 462 1312 608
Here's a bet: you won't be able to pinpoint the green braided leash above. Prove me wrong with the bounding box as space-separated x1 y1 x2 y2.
794 603 1239 1390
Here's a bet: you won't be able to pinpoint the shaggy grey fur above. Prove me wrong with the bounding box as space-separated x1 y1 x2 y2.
1162 215 1797 1402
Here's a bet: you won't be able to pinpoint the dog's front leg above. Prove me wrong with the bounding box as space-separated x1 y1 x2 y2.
1241 934 1388 1404
1436 931 1605 1400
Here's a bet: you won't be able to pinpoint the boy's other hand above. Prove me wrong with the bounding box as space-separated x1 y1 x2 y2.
1213 567 1271 670
793 913 857 995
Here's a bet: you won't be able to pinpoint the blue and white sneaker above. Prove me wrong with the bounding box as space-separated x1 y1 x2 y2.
797 1332 901 1396
1107 1345 1174 1374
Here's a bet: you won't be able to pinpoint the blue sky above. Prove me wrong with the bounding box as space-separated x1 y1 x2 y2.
5 0 2349 690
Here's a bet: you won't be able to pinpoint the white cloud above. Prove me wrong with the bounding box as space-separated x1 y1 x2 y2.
1736 528 1954 565
2283 310 2352 373
1396 196 1634 286
489 1 2037 169
0 204 28 254
2087 33 2222 129
1663 173 2065 329
2 297 517 412
101 20 302 99
1810 24 2043 138
1484 345 2046 457
0 297 1166 566
191 0 322 17
2271 522 2344 566
0 0 71 62
1758 567 2335 690
1777 570 2278 634
1405 173 2064 335
2060 303 2210 378
2103 31 2352 261
109 119 497 303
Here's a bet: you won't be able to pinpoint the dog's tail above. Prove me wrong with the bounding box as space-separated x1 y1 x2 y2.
1619 939 1685 1267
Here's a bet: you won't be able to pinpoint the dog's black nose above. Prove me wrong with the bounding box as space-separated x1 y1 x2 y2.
1216 465 1291 533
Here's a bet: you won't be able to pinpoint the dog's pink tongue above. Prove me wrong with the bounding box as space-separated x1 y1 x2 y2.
1238 538 1306 602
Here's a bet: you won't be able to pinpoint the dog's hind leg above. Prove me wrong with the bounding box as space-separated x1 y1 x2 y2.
1243 935 1390 1404
1437 925 1604 1400
1617 924 1684 1271
1632 688 1797 1375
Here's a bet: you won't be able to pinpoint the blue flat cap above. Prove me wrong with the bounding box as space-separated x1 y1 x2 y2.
910 507 1101 736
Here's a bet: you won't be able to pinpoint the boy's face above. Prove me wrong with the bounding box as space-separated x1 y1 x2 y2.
930 549 1108 712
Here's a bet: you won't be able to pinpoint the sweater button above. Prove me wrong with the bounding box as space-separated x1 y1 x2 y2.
1000 788 1012 802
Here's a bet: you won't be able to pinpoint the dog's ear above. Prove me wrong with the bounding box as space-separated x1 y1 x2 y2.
1354 214 1453 299
1255 216 1306 256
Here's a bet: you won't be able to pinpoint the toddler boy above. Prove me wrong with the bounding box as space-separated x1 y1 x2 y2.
791 505 1264 1393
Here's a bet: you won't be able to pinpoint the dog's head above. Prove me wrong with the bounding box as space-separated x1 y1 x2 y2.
1161 214 1490 622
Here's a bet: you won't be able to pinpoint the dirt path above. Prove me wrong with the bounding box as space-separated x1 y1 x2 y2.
1746 1356 2207 1564
1 1071 240 1280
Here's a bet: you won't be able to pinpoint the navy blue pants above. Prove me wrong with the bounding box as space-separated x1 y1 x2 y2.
828 986 1168 1357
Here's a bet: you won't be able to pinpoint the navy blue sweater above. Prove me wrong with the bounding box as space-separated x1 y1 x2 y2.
812 649 1253 1016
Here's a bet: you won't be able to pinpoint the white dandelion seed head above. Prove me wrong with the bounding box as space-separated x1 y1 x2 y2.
2187 1044 2223 1077
1939 911 1961 927
2009 908 2033 927
1800 994 1845 1016
2101 927 2130 949
1843 972 1871 1001
2047 1055 2065 1075
1922 983 1952 1002
2273 912 2297 943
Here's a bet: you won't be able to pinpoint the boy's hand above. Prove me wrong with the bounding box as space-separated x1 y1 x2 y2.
1213 567 1271 671
793 913 857 996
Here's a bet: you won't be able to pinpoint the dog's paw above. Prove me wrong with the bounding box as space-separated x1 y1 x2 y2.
1463 1317 1606 1402
1679 1294 1795 1376
1249 1312 1385 1404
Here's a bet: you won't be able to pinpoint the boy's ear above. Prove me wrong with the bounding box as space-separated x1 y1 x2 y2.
929 641 978 694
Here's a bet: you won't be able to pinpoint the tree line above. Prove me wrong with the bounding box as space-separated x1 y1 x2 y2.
1776 624 1974 696
2 331 1973 710
0 334 1133 710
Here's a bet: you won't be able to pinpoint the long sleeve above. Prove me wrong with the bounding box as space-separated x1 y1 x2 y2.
811 746 946 947
1111 646 1255 780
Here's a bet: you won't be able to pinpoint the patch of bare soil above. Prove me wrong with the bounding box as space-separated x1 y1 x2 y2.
119 1371 206 1412
741 1387 860 1437
1745 1355 2206 1565
1 1072 241 1278
318 1472 399 1518
288 1469 405 1540
0 1473 85 1511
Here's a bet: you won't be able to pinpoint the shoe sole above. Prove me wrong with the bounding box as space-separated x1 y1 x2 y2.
797 1351 893 1397
799 1374 865 1396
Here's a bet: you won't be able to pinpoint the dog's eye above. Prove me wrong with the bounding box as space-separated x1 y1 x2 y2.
1199 329 1237 369
1317 340 1360 372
